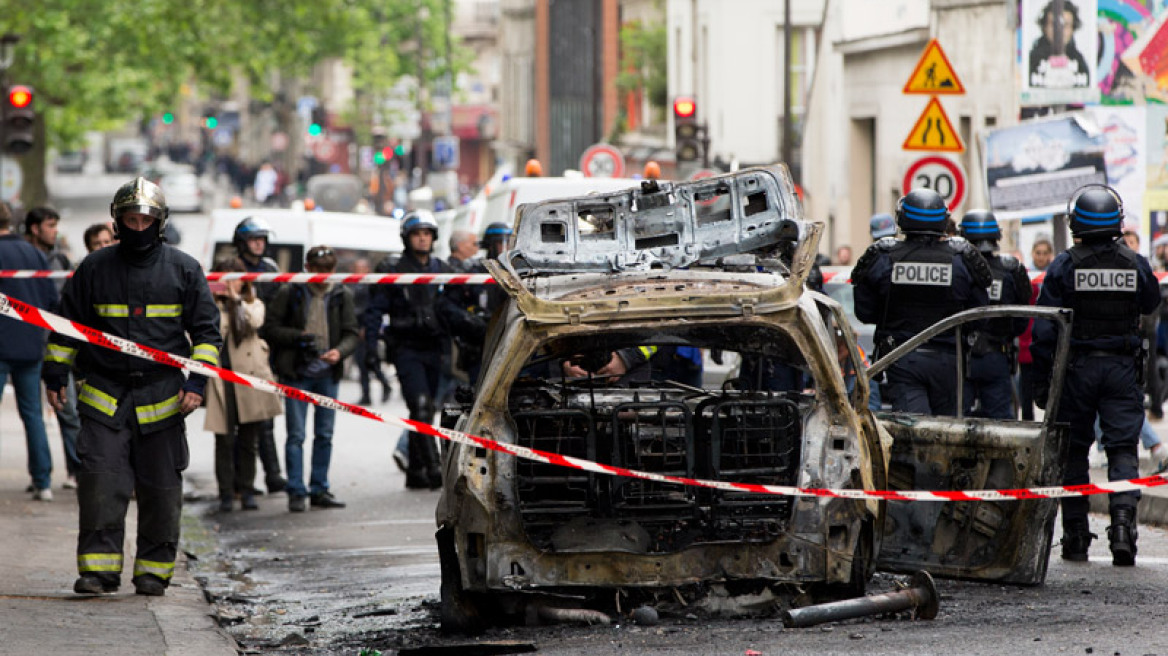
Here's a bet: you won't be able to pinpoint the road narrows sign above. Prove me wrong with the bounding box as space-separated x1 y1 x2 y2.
580 143 626 178
903 39 966 95
903 98 965 153
903 156 967 211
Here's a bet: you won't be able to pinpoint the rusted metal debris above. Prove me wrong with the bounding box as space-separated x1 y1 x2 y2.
781 570 939 628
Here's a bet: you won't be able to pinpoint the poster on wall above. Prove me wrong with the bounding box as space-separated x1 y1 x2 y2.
983 114 1107 220
1087 106 1147 251
1020 0 1100 105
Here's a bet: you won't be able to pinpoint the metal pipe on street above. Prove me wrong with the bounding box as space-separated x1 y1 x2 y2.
782 570 939 628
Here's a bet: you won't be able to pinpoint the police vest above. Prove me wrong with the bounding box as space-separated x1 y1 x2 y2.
984 255 1021 340
1067 244 1140 340
883 241 962 336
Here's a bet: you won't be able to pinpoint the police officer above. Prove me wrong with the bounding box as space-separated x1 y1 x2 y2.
365 210 451 489
958 210 1031 418
43 178 221 596
1033 185 1160 566
437 222 511 386
232 216 287 494
851 188 992 415
869 213 897 241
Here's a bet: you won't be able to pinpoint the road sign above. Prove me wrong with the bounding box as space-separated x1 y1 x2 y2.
903 98 964 152
579 143 626 178
903 155 966 211
687 168 719 181
0 156 22 202
433 136 460 170
903 39 965 95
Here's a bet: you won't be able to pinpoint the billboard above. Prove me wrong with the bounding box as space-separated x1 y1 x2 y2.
1020 0 1100 105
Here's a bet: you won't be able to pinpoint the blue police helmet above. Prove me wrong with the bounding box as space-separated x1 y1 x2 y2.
400 209 440 242
869 213 897 239
958 209 1001 242
1068 185 1123 238
896 188 950 235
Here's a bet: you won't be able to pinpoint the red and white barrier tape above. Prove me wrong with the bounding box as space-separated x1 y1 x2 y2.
1 290 1165 502
0 270 495 285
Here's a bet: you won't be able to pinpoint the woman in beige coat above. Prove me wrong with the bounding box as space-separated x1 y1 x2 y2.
204 258 284 511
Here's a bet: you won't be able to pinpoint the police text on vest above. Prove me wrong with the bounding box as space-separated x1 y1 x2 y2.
989 280 1002 301
892 262 952 286
1074 269 1137 292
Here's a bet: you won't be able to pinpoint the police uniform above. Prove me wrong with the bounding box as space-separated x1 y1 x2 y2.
44 178 221 595
958 211 1032 419
1033 186 1160 566
364 211 451 489
852 189 992 415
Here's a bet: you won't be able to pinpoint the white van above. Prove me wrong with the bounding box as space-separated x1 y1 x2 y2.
203 208 403 272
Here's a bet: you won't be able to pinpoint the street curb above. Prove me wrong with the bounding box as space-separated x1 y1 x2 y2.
152 553 239 656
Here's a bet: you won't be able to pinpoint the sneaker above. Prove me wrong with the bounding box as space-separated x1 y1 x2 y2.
74 574 118 594
310 491 346 509
33 488 53 502
62 476 78 490
288 495 306 512
392 448 409 473
133 576 166 597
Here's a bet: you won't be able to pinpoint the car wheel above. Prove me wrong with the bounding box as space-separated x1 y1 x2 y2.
437 526 488 635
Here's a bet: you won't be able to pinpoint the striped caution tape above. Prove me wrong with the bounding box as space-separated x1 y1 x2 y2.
0 270 495 285
2 290 1165 501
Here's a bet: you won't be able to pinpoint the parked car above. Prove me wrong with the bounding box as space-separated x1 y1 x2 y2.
159 172 203 214
54 150 86 174
435 167 1074 633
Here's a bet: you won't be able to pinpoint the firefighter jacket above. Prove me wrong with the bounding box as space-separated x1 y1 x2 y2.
42 244 222 435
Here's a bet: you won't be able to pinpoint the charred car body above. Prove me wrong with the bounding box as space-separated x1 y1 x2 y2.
435 166 1072 632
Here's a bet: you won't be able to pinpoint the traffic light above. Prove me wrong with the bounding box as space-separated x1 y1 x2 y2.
309 106 326 137
203 112 218 129
673 97 706 164
162 112 174 125
3 84 35 155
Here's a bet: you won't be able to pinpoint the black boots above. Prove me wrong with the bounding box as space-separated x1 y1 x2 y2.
1107 506 1138 567
1060 518 1096 562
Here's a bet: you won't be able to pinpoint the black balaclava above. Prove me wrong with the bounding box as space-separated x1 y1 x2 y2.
117 218 162 260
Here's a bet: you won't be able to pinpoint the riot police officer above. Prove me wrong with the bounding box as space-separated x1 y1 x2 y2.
43 178 221 596
232 216 287 494
1033 185 1160 566
958 210 1031 418
365 210 451 489
851 188 992 415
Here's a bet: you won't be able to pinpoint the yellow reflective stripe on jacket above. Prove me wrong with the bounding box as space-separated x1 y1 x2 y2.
136 394 181 425
78 383 118 417
45 343 78 365
78 553 124 573
133 558 174 581
145 304 182 318
191 343 219 366
94 304 129 317
638 346 658 360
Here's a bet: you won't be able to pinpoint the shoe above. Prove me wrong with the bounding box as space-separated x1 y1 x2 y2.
1060 519 1095 562
288 495 306 512
266 476 287 494
240 493 259 510
218 497 233 512
381 386 392 403
24 483 34 493
392 448 409 473
62 476 78 490
133 576 166 596
74 574 118 594
33 488 53 502
357 395 373 406
310 491 346 509
1108 507 1138 567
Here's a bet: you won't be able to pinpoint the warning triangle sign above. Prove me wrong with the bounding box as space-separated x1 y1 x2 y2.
903 39 965 95
902 98 964 152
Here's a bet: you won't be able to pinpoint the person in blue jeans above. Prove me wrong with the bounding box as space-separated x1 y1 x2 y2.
262 246 359 512
0 203 58 500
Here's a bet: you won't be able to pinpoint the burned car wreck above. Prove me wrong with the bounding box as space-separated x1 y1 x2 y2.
434 166 1072 633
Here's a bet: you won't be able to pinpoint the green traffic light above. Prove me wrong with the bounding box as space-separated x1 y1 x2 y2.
373 151 386 165
205 116 218 129
393 144 406 157
162 112 174 125
308 123 322 136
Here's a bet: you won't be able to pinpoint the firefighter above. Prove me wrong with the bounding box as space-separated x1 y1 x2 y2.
43 178 221 596
1033 185 1160 566
233 216 287 494
851 188 992 415
364 210 451 489
958 210 1031 418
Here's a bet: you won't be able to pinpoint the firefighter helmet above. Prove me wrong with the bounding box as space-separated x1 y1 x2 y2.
895 188 949 235
110 177 168 223
1068 185 1124 238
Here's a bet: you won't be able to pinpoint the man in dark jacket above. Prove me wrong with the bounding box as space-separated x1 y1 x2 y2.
364 210 451 489
0 202 59 501
43 178 221 597
263 246 360 512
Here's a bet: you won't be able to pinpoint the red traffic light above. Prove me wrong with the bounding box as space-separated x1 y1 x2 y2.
8 85 32 109
673 97 696 119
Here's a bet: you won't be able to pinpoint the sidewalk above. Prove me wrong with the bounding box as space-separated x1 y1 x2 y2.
0 388 236 655
1087 416 1168 527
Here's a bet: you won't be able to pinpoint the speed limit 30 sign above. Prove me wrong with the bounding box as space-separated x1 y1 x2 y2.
903 156 966 211
579 143 626 179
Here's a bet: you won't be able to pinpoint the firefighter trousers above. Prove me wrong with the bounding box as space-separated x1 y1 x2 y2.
75 418 188 589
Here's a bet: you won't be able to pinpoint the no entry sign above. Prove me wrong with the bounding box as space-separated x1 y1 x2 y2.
903 156 966 211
